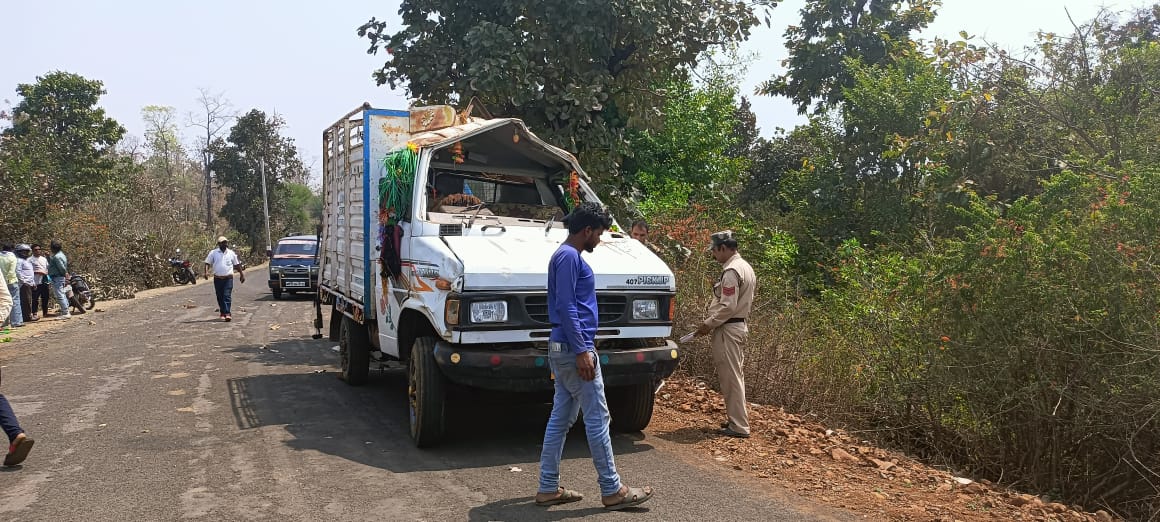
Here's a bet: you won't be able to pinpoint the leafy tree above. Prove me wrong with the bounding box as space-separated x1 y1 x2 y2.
281 183 322 237
210 109 305 253
621 76 748 215
760 0 939 115
0 71 127 197
141 105 202 217
358 0 775 178
0 72 129 234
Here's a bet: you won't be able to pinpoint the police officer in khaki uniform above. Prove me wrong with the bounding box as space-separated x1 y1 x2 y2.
695 230 757 438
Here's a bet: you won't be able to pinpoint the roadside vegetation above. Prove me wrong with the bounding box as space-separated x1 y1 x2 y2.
0 77 321 298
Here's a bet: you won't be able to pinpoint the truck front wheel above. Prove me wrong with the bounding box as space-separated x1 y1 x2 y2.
608 383 656 433
408 336 446 448
339 315 370 386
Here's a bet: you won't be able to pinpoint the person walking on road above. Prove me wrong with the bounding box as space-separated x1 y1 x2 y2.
46 241 71 320
14 245 37 323
204 236 245 322
0 243 22 329
536 202 654 511
694 230 758 439
31 244 50 320
0 281 36 467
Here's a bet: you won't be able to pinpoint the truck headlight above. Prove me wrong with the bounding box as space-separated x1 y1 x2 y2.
470 300 508 323
270 266 282 275
633 299 659 320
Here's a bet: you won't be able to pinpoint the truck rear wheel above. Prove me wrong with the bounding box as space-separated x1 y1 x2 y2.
608 383 655 433
339 315 370 386
408 336 445 448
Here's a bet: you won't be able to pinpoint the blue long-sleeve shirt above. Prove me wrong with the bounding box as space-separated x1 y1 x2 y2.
548 244 598 354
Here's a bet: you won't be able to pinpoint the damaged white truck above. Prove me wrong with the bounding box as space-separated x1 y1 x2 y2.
316 103 679 447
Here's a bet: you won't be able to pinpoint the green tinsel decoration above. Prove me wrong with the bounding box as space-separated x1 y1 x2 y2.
380 146 417 225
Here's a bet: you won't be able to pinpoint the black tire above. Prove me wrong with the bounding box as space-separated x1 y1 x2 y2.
408 336 446 448
272 289 283 299
339 315 370 386
608 383 655 433
172 272 182 285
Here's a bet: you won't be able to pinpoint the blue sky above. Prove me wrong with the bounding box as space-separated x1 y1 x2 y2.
0 0 1128 175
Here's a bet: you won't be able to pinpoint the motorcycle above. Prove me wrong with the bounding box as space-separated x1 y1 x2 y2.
168 249 197 285
64 274 96 313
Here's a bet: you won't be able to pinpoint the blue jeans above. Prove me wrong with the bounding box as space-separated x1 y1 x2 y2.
538 347 622 497
213 276 233 315
6 284 21 326
51 278 70 315
0 393 22 442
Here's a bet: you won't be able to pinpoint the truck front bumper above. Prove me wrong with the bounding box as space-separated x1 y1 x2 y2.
431 340 680 392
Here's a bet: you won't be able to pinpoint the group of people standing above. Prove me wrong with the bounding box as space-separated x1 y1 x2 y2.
0 241 75 329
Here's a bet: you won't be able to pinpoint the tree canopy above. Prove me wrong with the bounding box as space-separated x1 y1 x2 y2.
209 109 307 252
359 0 775 177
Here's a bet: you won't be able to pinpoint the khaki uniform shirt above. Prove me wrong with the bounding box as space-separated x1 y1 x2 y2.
703 253 757 329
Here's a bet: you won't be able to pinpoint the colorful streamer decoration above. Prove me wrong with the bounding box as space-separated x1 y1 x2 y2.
562 171 581 211
379 144 418 278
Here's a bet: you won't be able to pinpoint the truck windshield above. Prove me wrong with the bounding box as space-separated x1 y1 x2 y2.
429 171 565 222
275 241 318 257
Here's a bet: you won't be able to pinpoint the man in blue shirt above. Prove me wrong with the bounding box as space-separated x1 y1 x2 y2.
535 202 653 511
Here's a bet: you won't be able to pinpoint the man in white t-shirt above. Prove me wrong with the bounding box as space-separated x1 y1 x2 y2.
203 236 246 322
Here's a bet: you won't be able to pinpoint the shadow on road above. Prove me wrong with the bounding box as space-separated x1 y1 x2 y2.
224 338 655 474
223 338 335 367
249 293 316 303
652 426 711 445
466 496 650 521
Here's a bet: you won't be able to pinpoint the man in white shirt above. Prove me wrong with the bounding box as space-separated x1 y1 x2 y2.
30 244 49 319
203 236 246 322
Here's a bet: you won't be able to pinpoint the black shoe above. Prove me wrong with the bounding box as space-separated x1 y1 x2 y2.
718 427 750 439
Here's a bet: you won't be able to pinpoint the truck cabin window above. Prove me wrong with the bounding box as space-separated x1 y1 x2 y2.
425 129 576 225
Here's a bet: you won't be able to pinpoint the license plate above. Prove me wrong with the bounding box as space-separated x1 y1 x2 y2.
284 281 307 288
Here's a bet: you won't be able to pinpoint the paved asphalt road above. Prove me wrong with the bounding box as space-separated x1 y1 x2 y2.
0 268 858 521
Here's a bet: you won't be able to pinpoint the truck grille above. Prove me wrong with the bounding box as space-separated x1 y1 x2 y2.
283 267 309 274
524 295 627 325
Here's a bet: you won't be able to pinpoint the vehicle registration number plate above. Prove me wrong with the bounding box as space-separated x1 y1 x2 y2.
285 281 307 288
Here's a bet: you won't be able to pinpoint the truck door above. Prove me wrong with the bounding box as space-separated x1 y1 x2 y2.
375 221 410 359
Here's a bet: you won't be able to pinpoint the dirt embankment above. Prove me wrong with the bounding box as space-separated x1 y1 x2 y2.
650 377 1118 522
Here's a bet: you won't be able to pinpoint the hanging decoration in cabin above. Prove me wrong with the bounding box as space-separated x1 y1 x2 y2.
449 141 465 164
378 143 417 279
561 171 581 211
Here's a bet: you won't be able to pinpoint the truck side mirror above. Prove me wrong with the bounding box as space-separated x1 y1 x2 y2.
266 248 273 258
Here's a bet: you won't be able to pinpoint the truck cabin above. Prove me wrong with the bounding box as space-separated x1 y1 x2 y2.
418 121 588 230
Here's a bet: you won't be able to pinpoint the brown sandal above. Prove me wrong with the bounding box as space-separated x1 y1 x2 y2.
535 487 584 506
603 486 653 510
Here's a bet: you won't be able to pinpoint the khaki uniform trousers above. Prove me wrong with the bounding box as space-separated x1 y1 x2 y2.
711 321 749 434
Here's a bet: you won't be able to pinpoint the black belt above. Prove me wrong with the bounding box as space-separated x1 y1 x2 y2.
725 318 746 324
